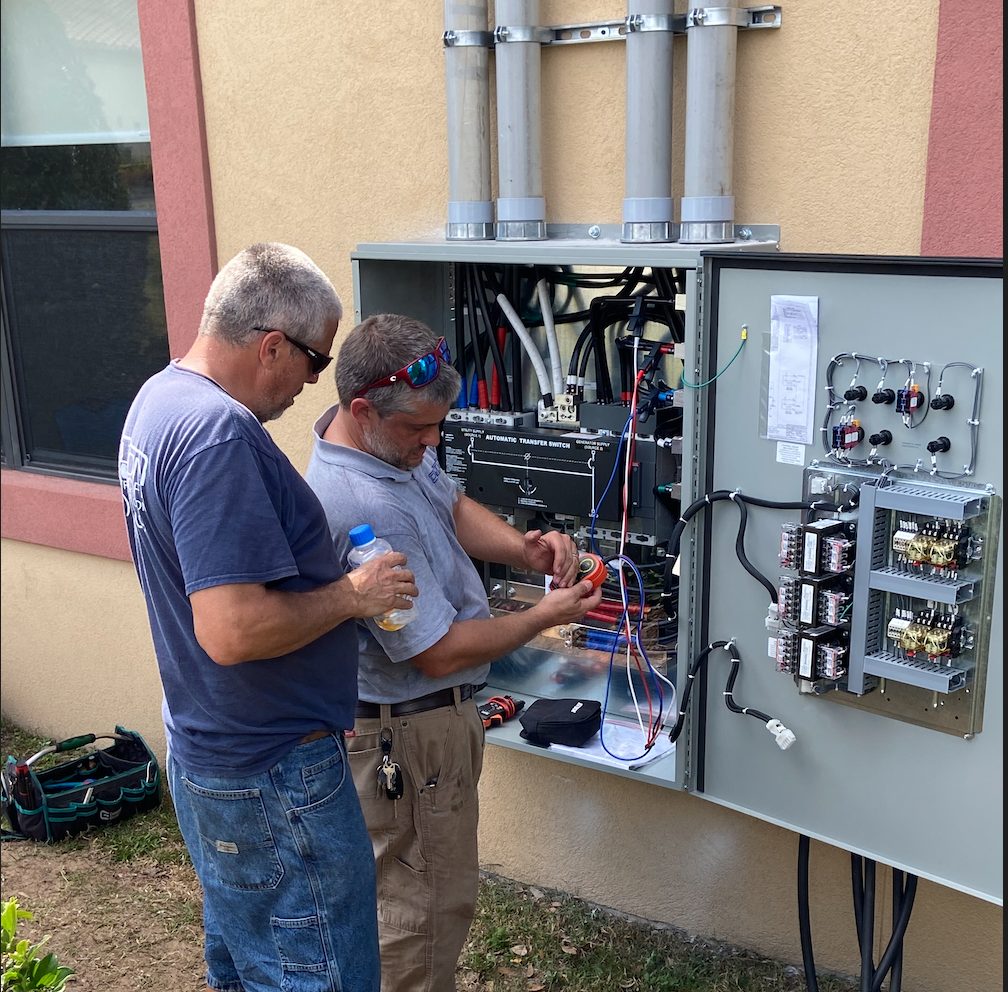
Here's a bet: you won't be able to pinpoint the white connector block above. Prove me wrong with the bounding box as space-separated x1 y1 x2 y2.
555 394 580 425
766 718 796 750
488 411 535 427
537 400 558 425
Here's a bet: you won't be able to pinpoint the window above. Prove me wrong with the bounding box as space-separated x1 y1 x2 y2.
1 0 169 480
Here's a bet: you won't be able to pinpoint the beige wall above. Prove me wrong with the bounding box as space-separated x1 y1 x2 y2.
1 2 1000 989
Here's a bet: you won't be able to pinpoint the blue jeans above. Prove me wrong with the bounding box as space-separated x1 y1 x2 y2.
168 733 379 992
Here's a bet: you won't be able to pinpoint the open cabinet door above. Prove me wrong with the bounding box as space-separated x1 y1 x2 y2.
689 253 1002 904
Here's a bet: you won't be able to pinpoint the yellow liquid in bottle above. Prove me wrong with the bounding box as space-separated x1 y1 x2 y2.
375 616 406 632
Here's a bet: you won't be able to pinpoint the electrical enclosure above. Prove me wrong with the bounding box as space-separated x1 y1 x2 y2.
352 240 1003 905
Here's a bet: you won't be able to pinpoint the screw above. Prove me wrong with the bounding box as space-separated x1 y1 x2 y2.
738 227 753 240
587 225 601 239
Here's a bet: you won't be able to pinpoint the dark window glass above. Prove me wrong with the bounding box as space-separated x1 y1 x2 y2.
1 143 154 212
1 225 169 476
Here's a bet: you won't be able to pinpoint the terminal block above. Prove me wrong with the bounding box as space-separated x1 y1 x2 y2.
847 478 998 709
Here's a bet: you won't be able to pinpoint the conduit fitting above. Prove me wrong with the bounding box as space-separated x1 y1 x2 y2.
679 194 735 244
496 196 547 241
622 196 675 244
447 201 495 242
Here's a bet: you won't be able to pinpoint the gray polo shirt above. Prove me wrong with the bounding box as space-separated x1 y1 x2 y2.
305 405 492 703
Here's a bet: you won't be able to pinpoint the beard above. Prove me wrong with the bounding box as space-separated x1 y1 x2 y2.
359 423 423 471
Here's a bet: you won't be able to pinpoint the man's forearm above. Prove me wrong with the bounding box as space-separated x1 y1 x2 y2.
191 578 365 665
409 605 559 679
452 494 527 567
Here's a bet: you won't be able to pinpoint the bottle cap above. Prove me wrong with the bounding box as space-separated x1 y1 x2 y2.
349 524 376 547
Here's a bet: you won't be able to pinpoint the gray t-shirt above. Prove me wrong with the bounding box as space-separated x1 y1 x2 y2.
305 406 492 703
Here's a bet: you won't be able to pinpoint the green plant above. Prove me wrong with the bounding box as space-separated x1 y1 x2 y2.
1 898 74 991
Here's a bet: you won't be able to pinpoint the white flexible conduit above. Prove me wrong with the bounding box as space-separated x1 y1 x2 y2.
535 277 564 397
495 292 554 406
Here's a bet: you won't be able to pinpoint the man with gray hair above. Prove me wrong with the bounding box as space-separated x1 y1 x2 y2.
305 312 602 992
119 244 416 992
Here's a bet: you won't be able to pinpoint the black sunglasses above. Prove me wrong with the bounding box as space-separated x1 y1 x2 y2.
252 326 333 376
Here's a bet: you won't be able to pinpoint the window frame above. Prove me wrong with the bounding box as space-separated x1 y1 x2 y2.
0 207 161 482
0 0 216 562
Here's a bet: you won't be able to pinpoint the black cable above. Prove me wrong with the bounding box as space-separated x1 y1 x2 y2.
889 870 905 992
851 854 865 946
665 639 772 743
462 264 488 404
468 264 511 411
723 652 772 723
859 858 877 992
870 871 917 992
658 489 828 600
731 494 779 603
798 835 819 992
478 265 522 410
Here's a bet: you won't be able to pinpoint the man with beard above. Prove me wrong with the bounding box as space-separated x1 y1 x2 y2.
305 312 602 992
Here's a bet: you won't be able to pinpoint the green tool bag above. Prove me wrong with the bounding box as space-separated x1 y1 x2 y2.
1 726 162 842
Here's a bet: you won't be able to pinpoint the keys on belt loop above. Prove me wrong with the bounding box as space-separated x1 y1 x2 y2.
377 727 404 801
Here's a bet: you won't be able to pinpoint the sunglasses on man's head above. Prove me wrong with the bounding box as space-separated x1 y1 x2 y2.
253 326 333 376
356 338 452 397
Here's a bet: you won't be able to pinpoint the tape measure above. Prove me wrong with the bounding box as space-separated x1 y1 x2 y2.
577 553 607 590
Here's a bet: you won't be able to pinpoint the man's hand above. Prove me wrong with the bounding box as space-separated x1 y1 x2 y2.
534 578 604 626
522 529 580 587
346 552 418 619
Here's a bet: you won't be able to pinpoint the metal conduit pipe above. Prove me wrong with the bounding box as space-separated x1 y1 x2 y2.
444 0 494 240
679 0 738 244
622 1 675 243
494 0 546 240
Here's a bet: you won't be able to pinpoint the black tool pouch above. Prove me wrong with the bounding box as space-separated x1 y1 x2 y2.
518 698 602 748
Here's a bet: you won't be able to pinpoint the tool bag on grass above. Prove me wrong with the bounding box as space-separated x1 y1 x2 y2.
1 727 162 842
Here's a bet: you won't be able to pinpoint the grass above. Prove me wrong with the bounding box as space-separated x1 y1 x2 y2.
459 876 858 992
2 716 858 991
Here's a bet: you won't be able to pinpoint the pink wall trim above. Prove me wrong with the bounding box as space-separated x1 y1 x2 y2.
1 471 131 561
1 1 215 559
921 0 1004 257
138 0 218 357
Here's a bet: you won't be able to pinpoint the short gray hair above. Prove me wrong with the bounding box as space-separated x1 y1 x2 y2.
199 242 343 348
335 313 461 417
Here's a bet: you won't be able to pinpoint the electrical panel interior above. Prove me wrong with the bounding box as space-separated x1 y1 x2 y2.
352 243 1003 903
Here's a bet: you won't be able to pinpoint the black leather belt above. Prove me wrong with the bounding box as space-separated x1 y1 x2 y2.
355 684 477 719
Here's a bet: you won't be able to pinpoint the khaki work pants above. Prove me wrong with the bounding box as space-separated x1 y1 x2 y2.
347 692 485 992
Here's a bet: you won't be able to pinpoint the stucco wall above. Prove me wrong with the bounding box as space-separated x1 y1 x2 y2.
0 1 1001 989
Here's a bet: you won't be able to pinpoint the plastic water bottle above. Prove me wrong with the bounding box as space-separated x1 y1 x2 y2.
346 524 415 631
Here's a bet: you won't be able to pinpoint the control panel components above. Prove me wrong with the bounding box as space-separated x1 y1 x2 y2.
791 467 1001 735
821 354 984 481
772 518 856 688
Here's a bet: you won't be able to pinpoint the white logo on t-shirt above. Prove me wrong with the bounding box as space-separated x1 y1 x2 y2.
119 434 149 532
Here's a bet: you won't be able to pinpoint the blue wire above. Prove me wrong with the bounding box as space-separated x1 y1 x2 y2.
588 411 635 555
595 553 666 762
